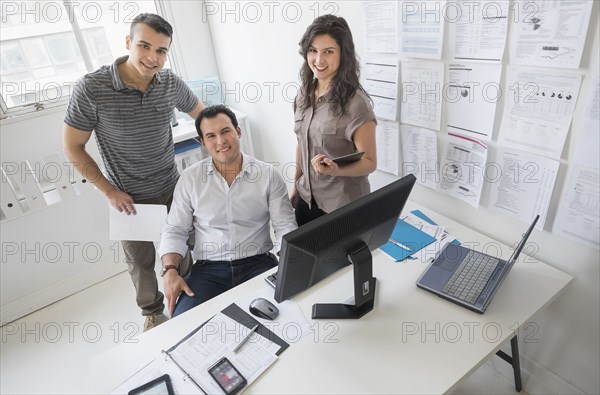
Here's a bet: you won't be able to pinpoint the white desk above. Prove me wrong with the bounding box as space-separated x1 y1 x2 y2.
91 203 572 394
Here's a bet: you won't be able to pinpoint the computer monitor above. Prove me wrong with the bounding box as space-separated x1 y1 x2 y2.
274 174 417 319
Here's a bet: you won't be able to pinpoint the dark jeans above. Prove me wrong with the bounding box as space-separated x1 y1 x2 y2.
173 253 278 317
295 196 327 226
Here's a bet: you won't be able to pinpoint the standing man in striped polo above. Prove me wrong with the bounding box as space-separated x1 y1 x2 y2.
63 13 205 331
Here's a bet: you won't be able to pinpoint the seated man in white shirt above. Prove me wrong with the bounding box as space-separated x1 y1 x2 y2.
159 105 297 317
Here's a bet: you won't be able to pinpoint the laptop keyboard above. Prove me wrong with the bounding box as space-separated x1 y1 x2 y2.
442 251 499 304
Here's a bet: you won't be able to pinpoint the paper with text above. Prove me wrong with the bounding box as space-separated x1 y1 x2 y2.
400 60 444 130
169 313 279 394
509 0 592 69
365 57 399 120
449 0 508 63
376 120 400 175
553 165 600 250
400 124 438 189
445 62 502 141
399 0 445 59
364 0 398 53
498 67 582 159
438 133 487 208
573 76 600 169
109 204 167 242
488 149 559 229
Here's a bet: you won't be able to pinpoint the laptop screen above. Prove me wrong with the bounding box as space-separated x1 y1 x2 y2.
506 215 539 266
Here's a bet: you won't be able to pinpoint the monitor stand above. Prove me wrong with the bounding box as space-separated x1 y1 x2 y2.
312 242 376 319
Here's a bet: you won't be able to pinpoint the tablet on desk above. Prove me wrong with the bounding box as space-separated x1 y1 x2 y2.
128 374 174 395
321 151 364 165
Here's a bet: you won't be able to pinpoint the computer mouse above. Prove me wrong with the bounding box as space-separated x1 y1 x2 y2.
249 298 279 320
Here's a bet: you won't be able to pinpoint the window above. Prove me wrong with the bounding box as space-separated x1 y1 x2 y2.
0 0 166 117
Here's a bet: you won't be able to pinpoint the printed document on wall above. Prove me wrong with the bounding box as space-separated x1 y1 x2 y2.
438 133 487 208
363 0 398 53
509 0 592 69
446 63 502 141
365 57 399 120
553 165 600 250
376 120 400 175
400 124 438 190
498 67 582 159
399 0 445 59
572 76 600 169
488 149 559 229
449 0 509 63
400 60 444 130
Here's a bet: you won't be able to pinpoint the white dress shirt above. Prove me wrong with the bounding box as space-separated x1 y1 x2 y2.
159 154 297 261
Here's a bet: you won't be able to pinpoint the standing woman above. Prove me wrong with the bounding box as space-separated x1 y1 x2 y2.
291 14 377 226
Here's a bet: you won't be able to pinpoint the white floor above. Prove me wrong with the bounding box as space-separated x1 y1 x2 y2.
0 271 525 394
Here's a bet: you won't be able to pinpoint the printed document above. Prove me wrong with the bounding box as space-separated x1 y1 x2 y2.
376 120 400 175
572 76 600 169
553 165 600 250
509 0 593 69
400 124 438 190
498 67 582 159
438 133 487 208
399 0 445 59
401 60 444 130
364 0 398 53
445 62 502 141
488 149 559 229
365 57 399 120
449 0 508 63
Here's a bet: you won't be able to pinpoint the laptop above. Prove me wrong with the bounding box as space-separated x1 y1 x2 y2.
416 215 539 314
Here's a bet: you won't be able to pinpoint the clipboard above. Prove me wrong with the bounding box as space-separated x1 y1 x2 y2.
167 303 289 356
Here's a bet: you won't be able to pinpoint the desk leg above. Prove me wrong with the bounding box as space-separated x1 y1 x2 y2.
495 335 523 392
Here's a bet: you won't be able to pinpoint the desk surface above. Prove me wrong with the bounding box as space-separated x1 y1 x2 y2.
91 202 573 394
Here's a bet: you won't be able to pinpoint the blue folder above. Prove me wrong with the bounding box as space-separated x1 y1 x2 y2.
410 210 461 246
380 218 437 261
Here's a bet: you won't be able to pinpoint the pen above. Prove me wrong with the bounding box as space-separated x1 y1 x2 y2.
389 239 411 251
233 324 259 353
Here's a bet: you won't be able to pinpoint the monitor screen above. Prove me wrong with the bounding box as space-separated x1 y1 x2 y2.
274 174 416 319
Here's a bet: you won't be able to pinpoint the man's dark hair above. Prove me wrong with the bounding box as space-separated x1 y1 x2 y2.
130 13 173 42
195 104 239 140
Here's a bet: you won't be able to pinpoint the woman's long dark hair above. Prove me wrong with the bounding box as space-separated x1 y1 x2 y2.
298 15 371 116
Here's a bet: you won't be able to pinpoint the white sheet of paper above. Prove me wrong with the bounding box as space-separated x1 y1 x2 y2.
445 62 502 141
363 0 398 53
438 133 488 208
401 60 444 130
376 120 400 175
498 67 582 159
109 204 168 242
553 165 600 250
509 0 593 69
573 76 600 169
399 0 445 59
400 124 438 190
449 0 508 63
488 148 559 229
365 57 399 121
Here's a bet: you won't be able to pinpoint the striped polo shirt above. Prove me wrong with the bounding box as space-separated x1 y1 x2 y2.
64 56 198 200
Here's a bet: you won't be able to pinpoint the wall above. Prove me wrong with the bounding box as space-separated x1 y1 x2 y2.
203 1 599 393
